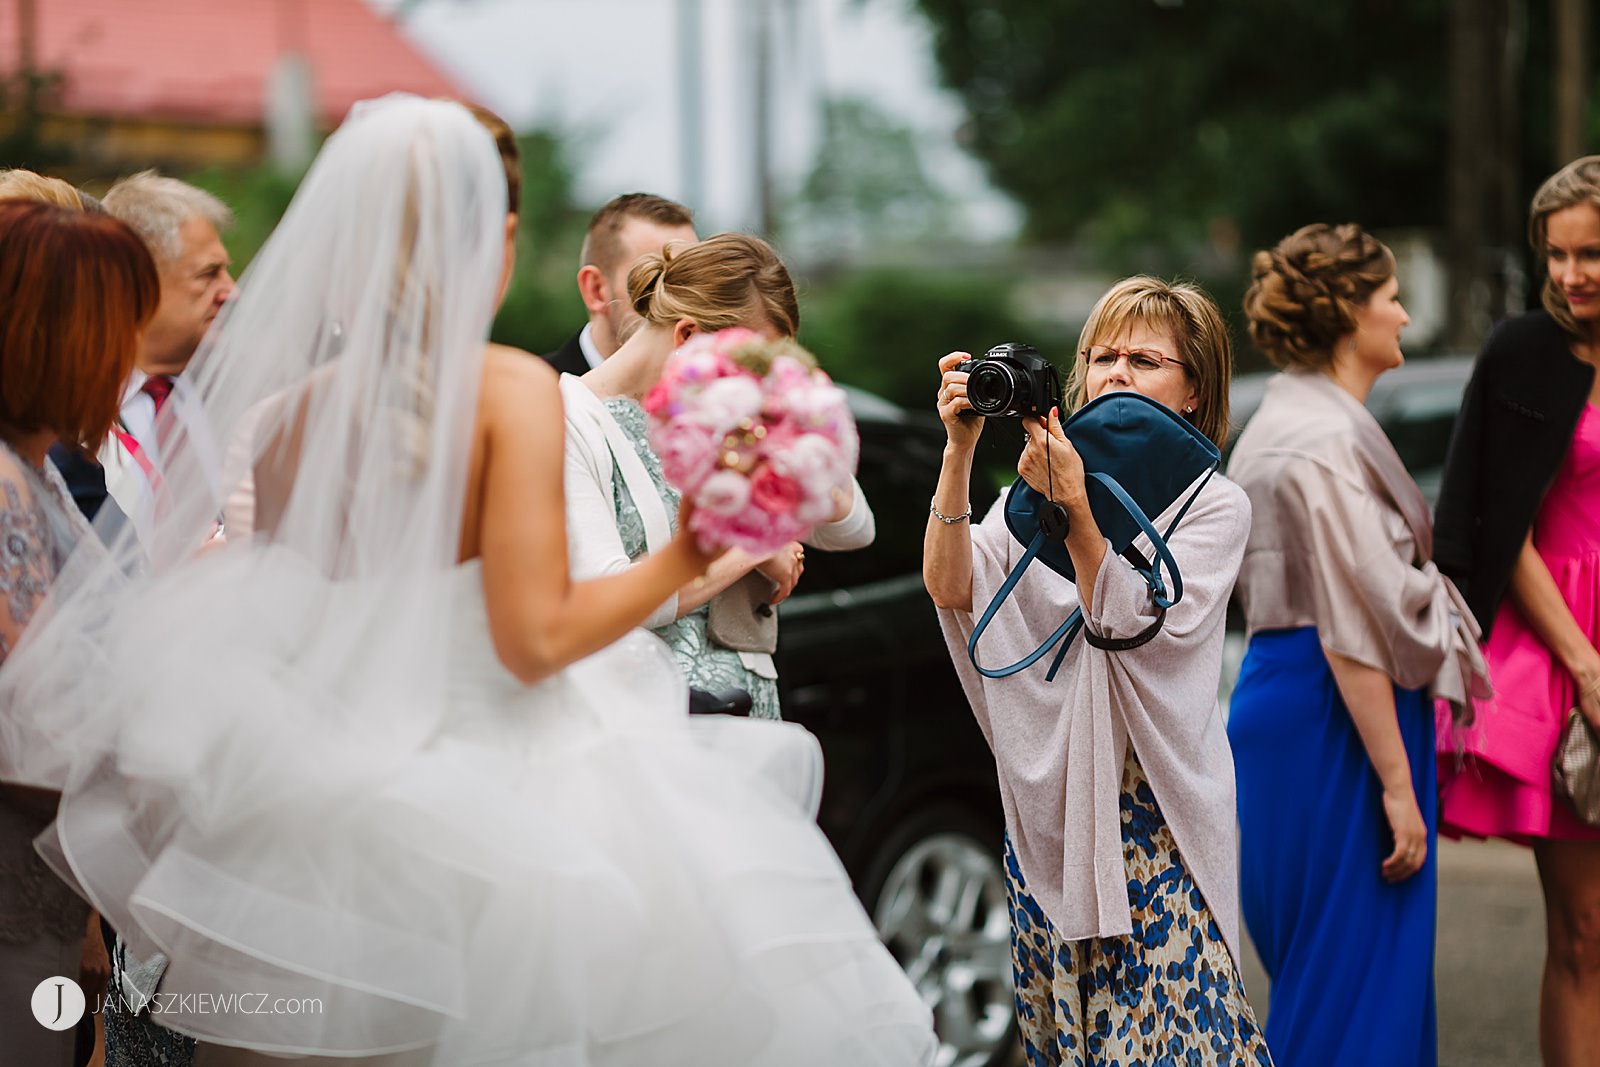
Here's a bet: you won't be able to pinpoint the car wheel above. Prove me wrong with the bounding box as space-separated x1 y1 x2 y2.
861 806 1016 1067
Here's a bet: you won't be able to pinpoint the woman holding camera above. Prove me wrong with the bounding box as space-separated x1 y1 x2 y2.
1227 224 1485 1067
924 276 1272 1065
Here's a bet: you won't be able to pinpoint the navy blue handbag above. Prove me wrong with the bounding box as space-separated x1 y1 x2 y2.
968 391 1220 680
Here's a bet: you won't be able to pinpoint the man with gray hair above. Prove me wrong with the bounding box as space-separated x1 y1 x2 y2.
83 172 235 536
103 171 235 443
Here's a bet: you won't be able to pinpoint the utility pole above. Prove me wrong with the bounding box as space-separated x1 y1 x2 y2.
266 0 315 172
16 0 34 82
1555 0 1590 164
1448 0 1526 347
677 0 704 213
751 0 776 236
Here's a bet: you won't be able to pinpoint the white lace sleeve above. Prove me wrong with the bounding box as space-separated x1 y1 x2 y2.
0 472 53 665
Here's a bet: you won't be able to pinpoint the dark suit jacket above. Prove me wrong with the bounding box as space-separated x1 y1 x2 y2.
46 442 130 542
47 443 110 523
542 330 591 378
1433 309 1596 639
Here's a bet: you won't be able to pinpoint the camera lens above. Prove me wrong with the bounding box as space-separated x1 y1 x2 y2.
968 361 1020 416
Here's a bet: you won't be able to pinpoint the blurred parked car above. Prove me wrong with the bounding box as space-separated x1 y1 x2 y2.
1226 354 1475 501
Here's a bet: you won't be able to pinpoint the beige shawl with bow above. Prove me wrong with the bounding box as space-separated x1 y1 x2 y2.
1227 369 1489 718
939 474 1252 966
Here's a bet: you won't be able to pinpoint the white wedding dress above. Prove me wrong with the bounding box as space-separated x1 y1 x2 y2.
32 552 935 1063
423 562 937 1063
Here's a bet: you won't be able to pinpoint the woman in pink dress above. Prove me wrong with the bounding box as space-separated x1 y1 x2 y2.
1434 155 1600 1064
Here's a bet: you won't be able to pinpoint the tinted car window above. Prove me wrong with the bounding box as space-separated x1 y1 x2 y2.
1228 357 1474 506
800 419 950 592
1372 378 1470 489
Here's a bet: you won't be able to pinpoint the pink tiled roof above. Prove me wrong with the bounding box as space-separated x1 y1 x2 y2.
0 0 469 127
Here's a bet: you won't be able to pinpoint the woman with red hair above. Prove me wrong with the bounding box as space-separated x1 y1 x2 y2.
0 198 159 1067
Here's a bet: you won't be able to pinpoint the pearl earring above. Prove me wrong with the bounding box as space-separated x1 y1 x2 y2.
1184 405 1195 414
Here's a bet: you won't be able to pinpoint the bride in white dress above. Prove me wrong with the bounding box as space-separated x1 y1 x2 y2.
0 95 935 1065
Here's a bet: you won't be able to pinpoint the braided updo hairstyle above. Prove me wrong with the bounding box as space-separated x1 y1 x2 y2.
627 232 799 339
1242 223 1396 369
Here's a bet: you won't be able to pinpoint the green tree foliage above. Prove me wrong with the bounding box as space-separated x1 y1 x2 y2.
489 128 590 356
0 70 71 172
185 125 590 358
792 96 954 251
798 265 1065 492
185 165 301 269
798 267 1052 410
911 0 1452 262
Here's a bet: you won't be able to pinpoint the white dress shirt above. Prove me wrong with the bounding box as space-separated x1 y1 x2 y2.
577 323 606 371
99 371 221 548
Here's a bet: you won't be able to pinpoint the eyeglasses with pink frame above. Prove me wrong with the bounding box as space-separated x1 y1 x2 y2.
1080 345 1189 376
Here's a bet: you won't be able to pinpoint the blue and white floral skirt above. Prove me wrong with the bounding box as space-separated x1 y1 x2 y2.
1004 749 1273 1067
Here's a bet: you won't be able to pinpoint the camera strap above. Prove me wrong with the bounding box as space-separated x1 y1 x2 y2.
966 467 1213 681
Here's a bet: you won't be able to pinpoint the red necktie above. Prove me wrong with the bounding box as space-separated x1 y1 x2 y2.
142 375 174 415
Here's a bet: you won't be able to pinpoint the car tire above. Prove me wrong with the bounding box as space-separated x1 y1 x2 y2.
859 804 1017 1067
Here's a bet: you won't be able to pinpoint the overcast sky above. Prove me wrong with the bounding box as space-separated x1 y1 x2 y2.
374 0 1018 238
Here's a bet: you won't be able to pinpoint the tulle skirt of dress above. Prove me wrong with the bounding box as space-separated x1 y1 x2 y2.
23 556 935 1065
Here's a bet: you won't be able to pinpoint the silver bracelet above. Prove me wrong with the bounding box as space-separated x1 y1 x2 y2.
929 499 972 524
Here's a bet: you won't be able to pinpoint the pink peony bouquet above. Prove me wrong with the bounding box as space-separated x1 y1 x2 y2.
642 328 859 557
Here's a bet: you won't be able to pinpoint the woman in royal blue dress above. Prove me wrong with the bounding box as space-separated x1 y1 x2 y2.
1227 224 1487 1066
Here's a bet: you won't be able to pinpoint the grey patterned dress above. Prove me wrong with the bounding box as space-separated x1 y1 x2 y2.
0 445 196 1066
605 398 782 720
0 447 93 1067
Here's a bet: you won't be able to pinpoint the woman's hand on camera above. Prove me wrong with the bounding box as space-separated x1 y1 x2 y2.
1018 407 1086 510
937 352 983 452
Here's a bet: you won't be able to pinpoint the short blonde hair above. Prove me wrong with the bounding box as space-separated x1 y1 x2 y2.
1067 276 1233 450
1529 155 1600 337
628 232 798 338
0 169 88 210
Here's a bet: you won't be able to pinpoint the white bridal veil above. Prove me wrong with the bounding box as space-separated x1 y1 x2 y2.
0 95 936 1064
0 94 506 1051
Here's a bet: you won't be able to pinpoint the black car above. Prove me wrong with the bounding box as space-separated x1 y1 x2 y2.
775 387 1016 1067
1225 355 1474 500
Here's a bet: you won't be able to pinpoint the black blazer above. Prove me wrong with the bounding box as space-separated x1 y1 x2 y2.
1433 310 1596 639
45 442 131 542
46 442 109 523
542 330 591 378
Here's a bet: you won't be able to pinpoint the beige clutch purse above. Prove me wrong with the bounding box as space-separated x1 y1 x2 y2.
1553 708 1600 827
706 571 779 654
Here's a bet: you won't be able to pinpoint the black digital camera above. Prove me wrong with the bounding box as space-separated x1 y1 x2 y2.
958 342 1061 419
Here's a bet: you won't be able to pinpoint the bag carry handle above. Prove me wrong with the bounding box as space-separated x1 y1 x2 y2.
967 467 1214 681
